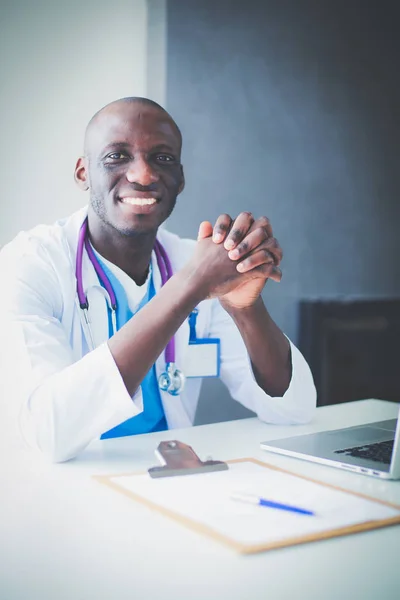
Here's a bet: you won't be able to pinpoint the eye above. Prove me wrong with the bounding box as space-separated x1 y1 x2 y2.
106 152 129 160
156 154 175 163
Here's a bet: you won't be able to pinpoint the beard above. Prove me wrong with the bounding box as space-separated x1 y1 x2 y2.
89 191 177 238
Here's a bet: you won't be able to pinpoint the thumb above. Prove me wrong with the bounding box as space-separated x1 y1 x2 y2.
197 221 213 241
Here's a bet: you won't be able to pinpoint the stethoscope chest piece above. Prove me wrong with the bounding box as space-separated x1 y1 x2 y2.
158 362 185 396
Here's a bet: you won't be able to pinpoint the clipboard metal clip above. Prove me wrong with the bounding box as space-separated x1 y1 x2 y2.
148 440 229 479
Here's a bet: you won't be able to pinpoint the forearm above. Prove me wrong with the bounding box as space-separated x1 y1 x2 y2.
17 270 201 461
222 297 292 397
108 269 203 395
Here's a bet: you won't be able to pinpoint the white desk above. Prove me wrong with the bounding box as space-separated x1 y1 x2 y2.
1 399 399 600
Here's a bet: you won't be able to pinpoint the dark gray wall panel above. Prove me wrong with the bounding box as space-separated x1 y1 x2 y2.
165 0 400 424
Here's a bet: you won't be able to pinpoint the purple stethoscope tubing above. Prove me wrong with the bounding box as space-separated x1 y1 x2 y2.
76 218 175 364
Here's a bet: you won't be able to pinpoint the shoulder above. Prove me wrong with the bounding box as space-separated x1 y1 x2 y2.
0 208 86 304
0 207 86 268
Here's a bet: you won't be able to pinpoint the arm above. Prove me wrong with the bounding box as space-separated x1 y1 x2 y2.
223 298 291 397
208 299 316 424
198 213 310 398
107 271 202 395
0 239 140 462
0 232 262 461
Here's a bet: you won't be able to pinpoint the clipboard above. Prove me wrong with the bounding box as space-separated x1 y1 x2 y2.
93 458 400 555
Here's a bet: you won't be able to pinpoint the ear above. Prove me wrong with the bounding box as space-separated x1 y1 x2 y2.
178 165 185 194
74 156 89 191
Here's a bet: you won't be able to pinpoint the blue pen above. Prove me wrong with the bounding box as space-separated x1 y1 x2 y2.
231 492 315 516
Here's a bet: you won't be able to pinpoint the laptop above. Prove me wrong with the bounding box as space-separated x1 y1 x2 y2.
260 405 400 479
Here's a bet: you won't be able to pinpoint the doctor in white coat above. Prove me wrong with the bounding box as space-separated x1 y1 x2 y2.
0 97 316 462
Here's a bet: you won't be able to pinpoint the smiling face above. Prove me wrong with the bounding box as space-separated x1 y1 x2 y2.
75 100 185 238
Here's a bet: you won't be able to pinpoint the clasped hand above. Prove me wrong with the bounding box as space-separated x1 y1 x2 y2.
189 212 283 310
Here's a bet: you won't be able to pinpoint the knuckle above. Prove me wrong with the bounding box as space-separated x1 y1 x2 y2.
216 222 229 232
230 228 242 241
264 249 274 260
215 214 231 231
266 236 278 248
257 226 268 239
237 240 249 254
258 216 270 227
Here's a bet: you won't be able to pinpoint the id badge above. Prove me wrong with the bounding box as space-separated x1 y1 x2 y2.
184 308 220 378
184 338 221 378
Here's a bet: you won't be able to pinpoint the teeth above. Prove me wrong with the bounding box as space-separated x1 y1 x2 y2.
121 197 157 206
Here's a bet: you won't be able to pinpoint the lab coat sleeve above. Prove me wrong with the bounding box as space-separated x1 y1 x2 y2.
0 239 142 462
208 299 317 424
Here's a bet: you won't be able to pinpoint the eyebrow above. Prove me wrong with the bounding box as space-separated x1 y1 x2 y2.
150 144 178 154
101 142 178 154
101 142 130 152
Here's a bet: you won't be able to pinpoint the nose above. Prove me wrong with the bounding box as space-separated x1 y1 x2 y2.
126 156 159 186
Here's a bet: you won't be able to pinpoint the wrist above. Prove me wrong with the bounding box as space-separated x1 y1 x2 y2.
173 267 207 307
220 295 266 319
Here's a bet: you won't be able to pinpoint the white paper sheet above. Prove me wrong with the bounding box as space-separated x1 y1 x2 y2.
110 461 400 547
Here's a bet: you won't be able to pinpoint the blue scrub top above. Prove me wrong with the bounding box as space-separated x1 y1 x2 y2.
96 259 168 439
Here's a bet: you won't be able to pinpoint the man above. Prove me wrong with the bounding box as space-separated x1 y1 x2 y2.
0 97 316 462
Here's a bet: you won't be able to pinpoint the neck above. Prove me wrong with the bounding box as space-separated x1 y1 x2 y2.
87 214 157 286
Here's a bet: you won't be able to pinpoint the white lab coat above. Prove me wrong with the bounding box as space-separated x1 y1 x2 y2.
0 207 316 462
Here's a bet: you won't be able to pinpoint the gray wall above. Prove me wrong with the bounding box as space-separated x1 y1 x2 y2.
0 0 147 247
165 0 400 424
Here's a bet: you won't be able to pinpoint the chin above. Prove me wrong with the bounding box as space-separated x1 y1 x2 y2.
112 217 159 238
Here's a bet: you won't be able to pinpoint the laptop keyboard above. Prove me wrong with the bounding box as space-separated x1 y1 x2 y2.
334 439 394 464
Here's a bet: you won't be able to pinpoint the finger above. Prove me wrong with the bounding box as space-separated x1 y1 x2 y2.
236 248 275 273
261 264 282 283
197 221 213 241
253 216 273 238
261 236 283 265
245 216 273 239
224 212 254 251
241 261 282 283
212 214 232 243
227 226 269 260
230 235 283 267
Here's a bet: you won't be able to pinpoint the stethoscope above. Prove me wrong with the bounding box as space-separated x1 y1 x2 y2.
76 218 185 395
